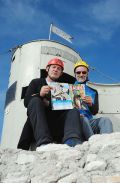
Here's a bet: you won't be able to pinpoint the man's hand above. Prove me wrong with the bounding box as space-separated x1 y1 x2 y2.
82 96 92 106
40 86 53 97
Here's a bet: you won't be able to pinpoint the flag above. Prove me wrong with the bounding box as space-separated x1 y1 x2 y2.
50 24 73 43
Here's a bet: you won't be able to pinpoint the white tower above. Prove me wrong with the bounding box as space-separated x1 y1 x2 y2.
1 40 81 148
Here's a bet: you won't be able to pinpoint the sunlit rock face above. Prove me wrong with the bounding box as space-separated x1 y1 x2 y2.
1 133 120 183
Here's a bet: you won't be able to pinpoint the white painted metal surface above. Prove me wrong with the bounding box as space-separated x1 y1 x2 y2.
88 82 120 131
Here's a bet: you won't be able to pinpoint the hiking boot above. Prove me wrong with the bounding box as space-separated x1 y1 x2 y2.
64 138 82 147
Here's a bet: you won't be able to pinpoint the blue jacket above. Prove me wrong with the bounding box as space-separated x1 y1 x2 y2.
74 81 99 120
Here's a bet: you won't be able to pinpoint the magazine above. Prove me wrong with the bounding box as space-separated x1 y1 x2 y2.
49 82 86 110
69 84 86 110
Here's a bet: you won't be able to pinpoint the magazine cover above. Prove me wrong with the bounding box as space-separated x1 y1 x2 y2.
49 82 86 110
69 84 86 110
49 82 73 110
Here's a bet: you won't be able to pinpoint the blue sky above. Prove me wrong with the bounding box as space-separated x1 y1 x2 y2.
0 0 120 140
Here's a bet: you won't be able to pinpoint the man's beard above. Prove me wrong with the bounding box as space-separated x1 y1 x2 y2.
77 77 86 83
48 74 59 81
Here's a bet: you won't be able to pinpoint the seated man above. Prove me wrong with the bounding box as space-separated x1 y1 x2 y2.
74 60 113 138
18 58 83 150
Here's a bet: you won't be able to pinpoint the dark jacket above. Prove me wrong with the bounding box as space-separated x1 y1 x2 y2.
24 78 51 108
86 86 99 115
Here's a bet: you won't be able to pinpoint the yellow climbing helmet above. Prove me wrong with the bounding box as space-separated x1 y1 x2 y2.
74 60 89 72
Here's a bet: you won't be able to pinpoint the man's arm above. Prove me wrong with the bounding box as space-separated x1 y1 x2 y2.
24 79 40 108
24 78 52 108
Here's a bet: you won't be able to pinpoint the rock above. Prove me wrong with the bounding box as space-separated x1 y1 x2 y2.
85 160 107 172
17 153 35 165
92 176 120 183
36 143 69 152
1 133 120 183
86 154 97 163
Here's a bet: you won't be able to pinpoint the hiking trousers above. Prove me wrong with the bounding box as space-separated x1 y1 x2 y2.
90 117 113 134
81 116 113 139
27 97 83 147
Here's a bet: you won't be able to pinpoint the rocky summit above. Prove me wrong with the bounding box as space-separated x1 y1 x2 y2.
1 132 120 183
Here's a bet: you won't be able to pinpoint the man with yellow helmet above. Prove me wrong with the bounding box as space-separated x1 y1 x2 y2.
74 59 113 139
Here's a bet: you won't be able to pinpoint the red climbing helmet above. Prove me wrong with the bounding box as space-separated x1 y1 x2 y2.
46 58 64 70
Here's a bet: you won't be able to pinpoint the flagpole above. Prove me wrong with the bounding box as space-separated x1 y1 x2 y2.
49 23 53 40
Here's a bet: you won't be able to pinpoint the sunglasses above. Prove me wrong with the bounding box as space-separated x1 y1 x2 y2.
75 71 87 75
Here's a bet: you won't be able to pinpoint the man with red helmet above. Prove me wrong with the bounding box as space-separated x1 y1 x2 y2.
18 58 83 149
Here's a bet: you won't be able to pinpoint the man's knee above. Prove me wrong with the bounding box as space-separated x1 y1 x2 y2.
68 108 80 117
29 97 42 104
100 117 112 125
65 108 80 127
99 117 113 133
69 109 81 124
27 97 45 116
28 97 43 109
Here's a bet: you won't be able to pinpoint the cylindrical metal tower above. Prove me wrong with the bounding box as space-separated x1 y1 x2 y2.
1 40 81 148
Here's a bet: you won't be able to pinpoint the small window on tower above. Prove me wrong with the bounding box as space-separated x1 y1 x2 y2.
12 56 15 62
5 81 17 108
